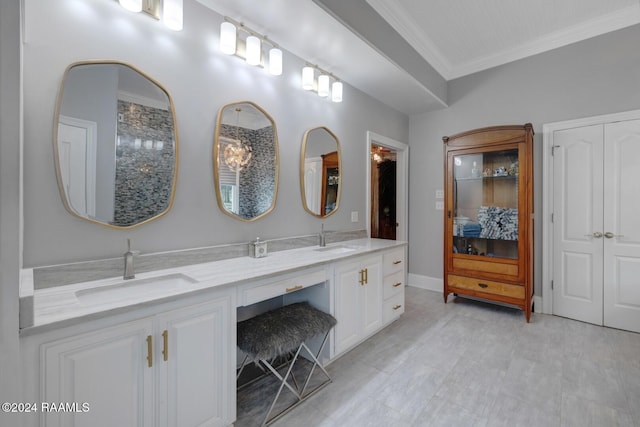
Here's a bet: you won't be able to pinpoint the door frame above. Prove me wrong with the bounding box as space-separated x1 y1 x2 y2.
542 108 640 314
366 131 408 241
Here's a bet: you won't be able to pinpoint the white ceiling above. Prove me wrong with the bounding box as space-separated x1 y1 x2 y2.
196 0 640 115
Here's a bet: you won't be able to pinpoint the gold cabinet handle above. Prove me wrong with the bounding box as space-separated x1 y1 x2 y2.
393 304 402 310
393 282 402 288
359 269 364 286
393 260 402 265
286 285 303 293
146 335 153 368
364 268 368 284
162 330 169 362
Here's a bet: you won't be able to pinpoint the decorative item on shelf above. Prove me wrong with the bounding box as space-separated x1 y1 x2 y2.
249 237 268 258
493 166 508 177
118 0 183 31
300 63 344 103
223 107 253 172
508 161 519 176
219 17 282 76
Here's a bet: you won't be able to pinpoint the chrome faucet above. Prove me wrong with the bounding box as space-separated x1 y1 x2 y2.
319 224 326 247
124 238 135 280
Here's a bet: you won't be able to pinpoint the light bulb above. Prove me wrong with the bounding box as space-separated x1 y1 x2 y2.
318 75 330 97
331 81 343 102
302 66 314 90
220 22 237 55
269 48 283 76
163 0 183 31
245 36 261 66
119 0 142 13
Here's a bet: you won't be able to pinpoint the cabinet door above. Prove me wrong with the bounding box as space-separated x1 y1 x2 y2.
42 319 154 427
361 258 382 337
333 256 383 355
158 297 234 427
334 260 362 355
450 148 521 261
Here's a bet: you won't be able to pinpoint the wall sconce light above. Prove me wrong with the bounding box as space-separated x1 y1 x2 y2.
117 0 183 31
317 74 330 97
219 17 283 76
301 64 344 103
331 81 343 103
220 21 237 55
302 66 315 90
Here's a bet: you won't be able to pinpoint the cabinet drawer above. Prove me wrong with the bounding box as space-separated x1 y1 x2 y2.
241 269 326 306
448 274 524 299
383 270 404 299
383 291 405 324
383 248 405 275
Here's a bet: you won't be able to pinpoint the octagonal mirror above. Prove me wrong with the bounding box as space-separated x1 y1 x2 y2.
214 101 279 221
300 126 341 217
53 61 178 229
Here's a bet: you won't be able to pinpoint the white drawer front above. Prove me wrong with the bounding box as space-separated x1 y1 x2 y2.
383 291 405 324
241 269 327 306
383 270 404 299
383 248 405 276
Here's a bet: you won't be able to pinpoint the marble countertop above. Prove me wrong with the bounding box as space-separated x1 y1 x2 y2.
22 238 406 333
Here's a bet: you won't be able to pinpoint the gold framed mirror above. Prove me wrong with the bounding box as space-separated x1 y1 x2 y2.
53 60 179 229
300 126 341 218
213 101 279 222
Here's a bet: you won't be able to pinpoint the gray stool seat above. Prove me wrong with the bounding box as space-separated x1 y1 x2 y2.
238 301 336 361
237 302 336 426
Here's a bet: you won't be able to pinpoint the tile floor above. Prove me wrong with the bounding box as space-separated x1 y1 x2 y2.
239 286 640 427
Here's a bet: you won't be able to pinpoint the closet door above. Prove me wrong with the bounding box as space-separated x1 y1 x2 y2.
552 119 640 333
552 124 604 325
602 120 640 333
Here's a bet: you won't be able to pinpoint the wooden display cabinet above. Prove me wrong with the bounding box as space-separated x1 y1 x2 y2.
443 124 534 321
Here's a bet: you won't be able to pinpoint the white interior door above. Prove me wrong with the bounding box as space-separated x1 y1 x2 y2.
552 124 604 325
551 119 640 333
57 116 97 217
602 120 640 333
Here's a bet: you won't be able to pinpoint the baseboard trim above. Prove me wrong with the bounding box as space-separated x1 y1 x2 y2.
408 274 442 292
533 295 543 313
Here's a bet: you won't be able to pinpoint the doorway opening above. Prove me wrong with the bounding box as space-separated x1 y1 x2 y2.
370 145 397 240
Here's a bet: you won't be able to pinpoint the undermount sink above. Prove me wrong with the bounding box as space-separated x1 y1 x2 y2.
313 245 357 254
75 273 197 305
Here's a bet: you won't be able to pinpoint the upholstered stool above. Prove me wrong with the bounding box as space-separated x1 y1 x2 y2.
237 301 337 426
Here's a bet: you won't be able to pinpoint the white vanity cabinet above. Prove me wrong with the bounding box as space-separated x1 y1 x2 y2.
382 247 406 325
333 254 383 356
27 293 235 427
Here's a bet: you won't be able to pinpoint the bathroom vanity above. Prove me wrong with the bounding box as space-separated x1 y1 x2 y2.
19 238 406 427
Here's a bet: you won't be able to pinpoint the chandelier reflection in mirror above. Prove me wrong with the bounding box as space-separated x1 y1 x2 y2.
223 107 253 172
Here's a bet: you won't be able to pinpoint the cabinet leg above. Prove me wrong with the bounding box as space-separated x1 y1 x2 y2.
443 293 448 304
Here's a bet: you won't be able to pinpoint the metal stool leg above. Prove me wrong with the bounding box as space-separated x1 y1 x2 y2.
260 345 304 426
298 330 332 398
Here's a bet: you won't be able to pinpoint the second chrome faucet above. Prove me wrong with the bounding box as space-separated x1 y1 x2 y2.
124 238 135 280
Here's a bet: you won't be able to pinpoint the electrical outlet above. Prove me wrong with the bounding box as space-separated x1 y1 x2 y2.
435 189 444 199
435 201 444 210
351 211 358 222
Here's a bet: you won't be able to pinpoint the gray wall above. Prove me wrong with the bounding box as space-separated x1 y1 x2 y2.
22 0 408 267
0 0 22 414
409 24 640 297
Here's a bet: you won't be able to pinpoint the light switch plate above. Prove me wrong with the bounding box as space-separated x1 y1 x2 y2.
435 201 444 210
351 211 358 222
435 189 444 199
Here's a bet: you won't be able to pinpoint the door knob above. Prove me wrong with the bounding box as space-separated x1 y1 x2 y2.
586 232 603 238
604 232 623 239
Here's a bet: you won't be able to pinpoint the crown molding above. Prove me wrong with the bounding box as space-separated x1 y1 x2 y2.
368 1 640 80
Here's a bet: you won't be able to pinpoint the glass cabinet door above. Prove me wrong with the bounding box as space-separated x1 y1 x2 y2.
452 148 519 259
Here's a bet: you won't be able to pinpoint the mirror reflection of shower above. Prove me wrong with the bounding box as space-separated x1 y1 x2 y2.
370 144 397 240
